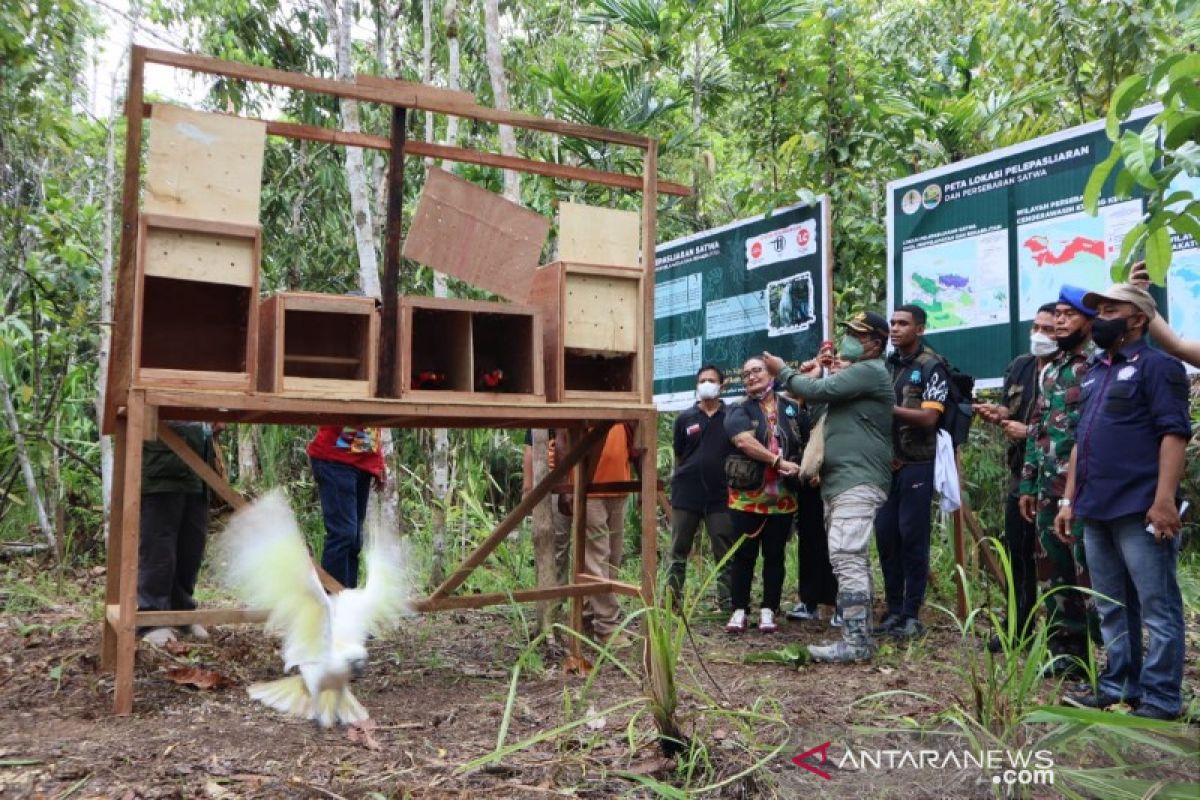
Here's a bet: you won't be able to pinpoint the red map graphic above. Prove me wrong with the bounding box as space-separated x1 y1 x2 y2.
1023 235 1104 267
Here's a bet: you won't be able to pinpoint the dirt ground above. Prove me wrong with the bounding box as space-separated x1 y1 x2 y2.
0 566 1196 799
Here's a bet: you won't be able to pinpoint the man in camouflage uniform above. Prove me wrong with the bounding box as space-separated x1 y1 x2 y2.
1019 285 1096 676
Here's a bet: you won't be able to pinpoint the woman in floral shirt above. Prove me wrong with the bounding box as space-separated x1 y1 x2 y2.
724 357 808 633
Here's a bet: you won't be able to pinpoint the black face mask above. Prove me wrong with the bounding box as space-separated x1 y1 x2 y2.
1056 328 1087 351
1091 316 1129 349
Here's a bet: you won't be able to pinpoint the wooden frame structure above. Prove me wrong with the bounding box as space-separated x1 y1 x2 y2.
100 46 684 715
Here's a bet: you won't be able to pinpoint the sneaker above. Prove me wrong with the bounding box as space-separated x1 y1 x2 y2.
829 610 844 628
888 617 926 640
179 624 210 640
759 608 778 633
141 627 177 646
1132 704 1180 722
876 613 903 634
1063 689 1138 710
725 609 747 634
786 603 817 621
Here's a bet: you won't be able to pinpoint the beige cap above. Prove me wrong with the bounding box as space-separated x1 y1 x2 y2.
1081 283 1157 319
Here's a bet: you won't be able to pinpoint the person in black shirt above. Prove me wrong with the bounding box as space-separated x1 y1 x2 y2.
666 365 735 612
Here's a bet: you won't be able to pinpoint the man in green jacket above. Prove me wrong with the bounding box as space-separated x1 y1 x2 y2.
140 421 218 646
764 311 894 662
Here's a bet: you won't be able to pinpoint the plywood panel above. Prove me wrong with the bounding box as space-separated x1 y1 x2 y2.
563 273 639 352
558 202 640 268
403 167 550 302
144 104 266 225
142 226 255 286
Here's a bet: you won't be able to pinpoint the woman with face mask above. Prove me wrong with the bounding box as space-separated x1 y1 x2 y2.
722 357 808 633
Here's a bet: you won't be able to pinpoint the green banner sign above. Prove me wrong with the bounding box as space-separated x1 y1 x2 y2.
886 106 1186 387
654 200 832 410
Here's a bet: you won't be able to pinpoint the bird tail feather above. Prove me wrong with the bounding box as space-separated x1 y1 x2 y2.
248 676 312 719
315 687 370 728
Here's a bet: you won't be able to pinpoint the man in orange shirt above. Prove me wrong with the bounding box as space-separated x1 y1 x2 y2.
557 424 636 641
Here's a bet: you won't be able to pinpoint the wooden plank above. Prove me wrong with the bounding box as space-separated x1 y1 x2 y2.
141 48 652 148
144 104 266 225
414 582 619 612
356 73 475 106
558 202 640 268
108 605 269 626
563 271 640 352
569 428 591 658
142 224 256 286
379 105 406 398
141 103 692 196
113 390 145 715
403 167 550 303
281 378 373 397
428 424 611 600
526 264 564 402
103 47 146 435
157 421 246 510
640 142 658 403
100 414 129 672
257 294 281 393
137 369 254 390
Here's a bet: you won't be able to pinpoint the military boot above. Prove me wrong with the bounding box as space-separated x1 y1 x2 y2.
808 591 874 663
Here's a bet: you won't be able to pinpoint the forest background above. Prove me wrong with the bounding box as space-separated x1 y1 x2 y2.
2 0 1199 584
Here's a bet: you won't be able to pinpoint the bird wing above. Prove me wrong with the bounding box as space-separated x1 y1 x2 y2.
331 496 414 648
218 489 333 670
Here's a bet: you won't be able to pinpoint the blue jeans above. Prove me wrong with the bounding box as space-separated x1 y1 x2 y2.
312 458 373 589
1083 513 1184 714
874 461 935 620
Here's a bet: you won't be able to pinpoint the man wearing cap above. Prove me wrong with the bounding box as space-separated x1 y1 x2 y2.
1056 284 1190 720
1018 285 1097 676
762 311 894 662
876 304 950 640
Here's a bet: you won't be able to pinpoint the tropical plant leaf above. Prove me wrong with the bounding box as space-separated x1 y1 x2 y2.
1106 74 1148 140
1083 146 1122 214
1117 127 1160 190
1144 224 1173 284
743 643 811 668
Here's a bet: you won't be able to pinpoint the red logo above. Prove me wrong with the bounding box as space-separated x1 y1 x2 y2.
792 742 833 780
797 227 810 247
750 241 763 259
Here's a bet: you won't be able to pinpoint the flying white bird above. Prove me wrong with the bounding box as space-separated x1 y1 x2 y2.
218 489 412 727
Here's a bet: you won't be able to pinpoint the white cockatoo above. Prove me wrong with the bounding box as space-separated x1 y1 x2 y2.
218 488 412 727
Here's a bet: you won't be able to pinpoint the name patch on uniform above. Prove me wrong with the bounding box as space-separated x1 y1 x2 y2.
686 423 701 436
1117 366 1137 381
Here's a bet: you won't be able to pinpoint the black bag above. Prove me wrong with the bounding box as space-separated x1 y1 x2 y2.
724 453 766 491
937 358 976 449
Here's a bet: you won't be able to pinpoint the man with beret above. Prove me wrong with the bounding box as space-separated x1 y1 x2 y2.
1018 285 1097 677
763 311 894 662
1057 284 1191 720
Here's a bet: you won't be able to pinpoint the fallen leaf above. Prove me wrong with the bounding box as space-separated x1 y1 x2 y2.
623 756 672 775
347 720 381 751
164 666 234 691
563 654 593 675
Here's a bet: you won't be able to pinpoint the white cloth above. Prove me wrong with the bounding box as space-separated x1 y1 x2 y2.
934 430 961 513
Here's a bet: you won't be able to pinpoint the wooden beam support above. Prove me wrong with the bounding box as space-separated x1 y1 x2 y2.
113 390 145 715
141 103 690 197
108 605 268 627
415 580 628 612
141 47 651 148
379 105 406 398
428 423 611 601
156 422 245 510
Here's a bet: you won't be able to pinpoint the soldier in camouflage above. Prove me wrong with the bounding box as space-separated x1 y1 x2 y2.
1018 285 1097 676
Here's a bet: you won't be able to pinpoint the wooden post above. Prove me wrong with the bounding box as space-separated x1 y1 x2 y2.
639 141 658 402
102 47 146 434
100 414 129 671
113 390 145 715
378 105 407 397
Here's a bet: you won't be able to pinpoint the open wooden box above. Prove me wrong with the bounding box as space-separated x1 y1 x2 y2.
527 261 643 403
132 214 260 390
397 296 543 401
257 292 379 397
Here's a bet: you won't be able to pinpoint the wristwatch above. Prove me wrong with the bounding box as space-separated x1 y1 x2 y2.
1057 498 1071 508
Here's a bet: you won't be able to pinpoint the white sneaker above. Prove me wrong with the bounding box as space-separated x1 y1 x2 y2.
725 609 747 633
182 624 210 640
142 627 177 646
759 608 778 633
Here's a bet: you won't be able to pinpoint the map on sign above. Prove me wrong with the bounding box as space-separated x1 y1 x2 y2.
901 230 1010 332
1016 200 1140 318
1169 248 1200 342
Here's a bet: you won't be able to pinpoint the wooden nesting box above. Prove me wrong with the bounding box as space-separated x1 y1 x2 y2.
397 296 543 401
258 292 379 397
527 261 644 403
132 214 260 390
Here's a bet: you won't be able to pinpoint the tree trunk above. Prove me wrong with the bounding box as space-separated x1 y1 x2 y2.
482 0 519 201
323 0 380 297
0 374 55 552
236 424 259 484
530 429 559 633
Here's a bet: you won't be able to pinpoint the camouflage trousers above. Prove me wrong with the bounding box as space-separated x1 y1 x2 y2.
1034 498 1097 655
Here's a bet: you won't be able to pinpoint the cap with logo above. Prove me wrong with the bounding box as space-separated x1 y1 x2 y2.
1081 283 1157 319
841 311 889 341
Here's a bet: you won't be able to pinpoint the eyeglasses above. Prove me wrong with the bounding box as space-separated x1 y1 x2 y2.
740 367 766 379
